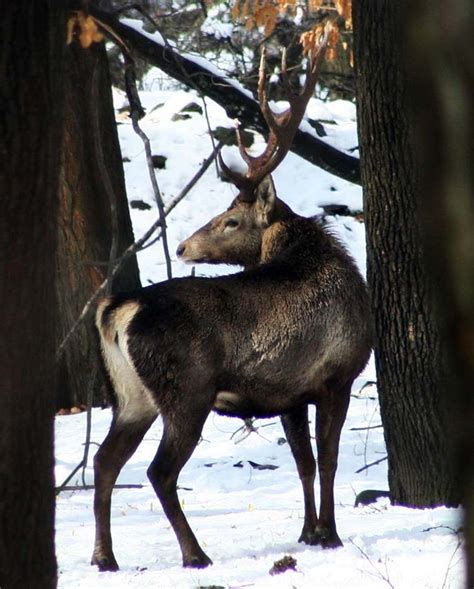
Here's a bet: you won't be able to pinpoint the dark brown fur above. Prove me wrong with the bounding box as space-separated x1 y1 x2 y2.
92 177 373 571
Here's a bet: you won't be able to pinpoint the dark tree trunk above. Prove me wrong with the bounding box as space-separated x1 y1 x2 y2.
405 1 474 583
56 41 141 409
0 3 65 587
352 1 458 506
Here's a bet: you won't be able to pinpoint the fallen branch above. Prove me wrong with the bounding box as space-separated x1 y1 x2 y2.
90 5 361 184
57 483 144 494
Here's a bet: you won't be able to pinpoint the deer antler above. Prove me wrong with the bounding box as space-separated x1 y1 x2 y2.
219 23 331 201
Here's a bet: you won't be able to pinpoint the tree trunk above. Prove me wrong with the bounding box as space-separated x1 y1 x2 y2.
0 3 65 587
404 1 474 583
352 1 458 506
56 41 141 409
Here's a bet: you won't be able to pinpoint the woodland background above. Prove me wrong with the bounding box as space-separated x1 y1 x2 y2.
0 1 472 587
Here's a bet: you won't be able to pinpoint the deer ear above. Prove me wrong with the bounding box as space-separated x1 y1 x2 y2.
254 175 277 223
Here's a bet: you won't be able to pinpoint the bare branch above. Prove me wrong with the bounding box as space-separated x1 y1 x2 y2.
350 424 383 431
349 538 395 589
120 35 173 280
130 115 173 279
55 141 223 360
142 141 224 250
56 483 144 494
355 455 388 474
90 5 361 184
225 32 329 199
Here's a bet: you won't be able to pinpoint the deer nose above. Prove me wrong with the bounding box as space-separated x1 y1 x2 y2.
176 243 186 258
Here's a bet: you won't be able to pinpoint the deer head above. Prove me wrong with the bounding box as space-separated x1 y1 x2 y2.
177 25 330 269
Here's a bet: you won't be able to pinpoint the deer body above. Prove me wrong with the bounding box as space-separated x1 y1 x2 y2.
101 217 370 422
93 201 373 570
91 30 373 571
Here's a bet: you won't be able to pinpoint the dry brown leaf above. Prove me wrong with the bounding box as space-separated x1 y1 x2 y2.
67 11 104 49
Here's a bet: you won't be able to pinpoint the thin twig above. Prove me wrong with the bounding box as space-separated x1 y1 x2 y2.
56 461 84 495
349 538 395 589
120 41 172 280
98 12 172 278
231 418 275 445
141 141 224 250
355 455 388 474
350 424 383 431
113 3 181 24
118 7 221 180
81 370 97 486
57 483 144 494
201 94 220 177
441 537 463 589
231 418 258 444
422 525 460 534
362 404 380 470
163 141 223 213
130 111 173 280
55 141 223 360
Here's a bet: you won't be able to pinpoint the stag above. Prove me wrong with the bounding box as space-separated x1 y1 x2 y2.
92 27 373 571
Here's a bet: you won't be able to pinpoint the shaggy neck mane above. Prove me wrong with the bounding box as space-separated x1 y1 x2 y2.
260 217 336 266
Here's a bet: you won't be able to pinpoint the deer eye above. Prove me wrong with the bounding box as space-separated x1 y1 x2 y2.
224 219 239 230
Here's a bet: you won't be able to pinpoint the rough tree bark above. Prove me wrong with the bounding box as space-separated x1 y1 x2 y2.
405 1 474 583
57 40 141 409
0 3 65 588
352 1 458 506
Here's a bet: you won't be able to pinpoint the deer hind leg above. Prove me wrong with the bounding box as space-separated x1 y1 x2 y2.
314 381 351 549
93 300 159 570
147 401 212 568
280 406 319 545
91 413 156 571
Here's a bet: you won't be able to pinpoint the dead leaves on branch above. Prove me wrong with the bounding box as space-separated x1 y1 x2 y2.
67 11 104 48
300 21 340 60
231 0 352 60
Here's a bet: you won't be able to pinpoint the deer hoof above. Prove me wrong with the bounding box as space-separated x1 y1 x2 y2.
298 526 343 548
298 529 321 546
183 553 213 568
91 553 120 572
315 526 343 549
321 534 343 549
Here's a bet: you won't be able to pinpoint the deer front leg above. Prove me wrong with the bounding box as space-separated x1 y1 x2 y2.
147 406 212 568
280 406 319 545
92 416 155 571
314 383 351 548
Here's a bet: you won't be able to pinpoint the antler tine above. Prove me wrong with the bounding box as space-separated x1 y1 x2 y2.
231 46 291 185
217 151 250 191
277 26 330 139
221 26 329 200
258 47 291 139
235 124 254 166
301 22 331 101
217 47 287 195
280 48 294 101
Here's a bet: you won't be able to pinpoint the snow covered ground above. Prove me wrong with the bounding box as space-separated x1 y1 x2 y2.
55 72 465 588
